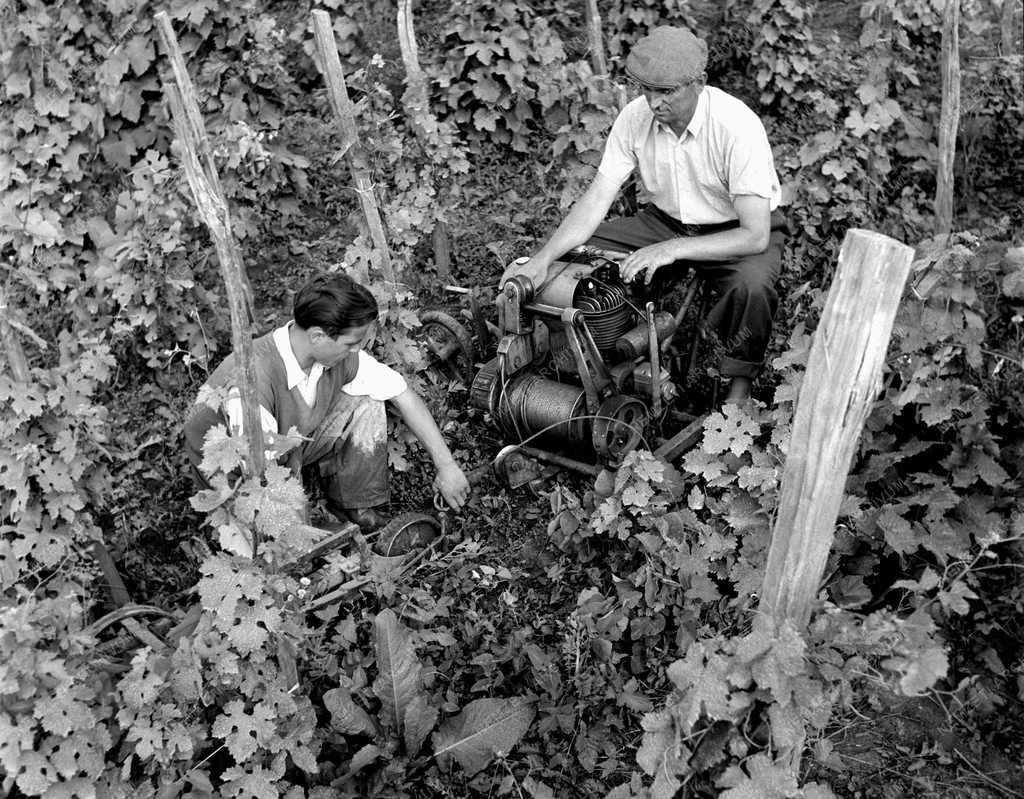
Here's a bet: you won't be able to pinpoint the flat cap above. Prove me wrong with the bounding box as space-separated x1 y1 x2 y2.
624 26 708 89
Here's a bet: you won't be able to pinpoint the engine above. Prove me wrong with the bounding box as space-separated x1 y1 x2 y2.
469 248 681 468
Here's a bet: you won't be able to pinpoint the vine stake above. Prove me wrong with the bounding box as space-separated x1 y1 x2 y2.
0 284 30 382
758 228 914 768
311 9 397 292
396 0 452 283
935 0 961 236
154 11 266 519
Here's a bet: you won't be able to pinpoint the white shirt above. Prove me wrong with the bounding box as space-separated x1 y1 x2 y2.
226 324 407 436
597 87 781 225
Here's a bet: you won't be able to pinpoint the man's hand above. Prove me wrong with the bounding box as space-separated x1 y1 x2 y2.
499 255 549 291
433 461 470 511
618 240 683 284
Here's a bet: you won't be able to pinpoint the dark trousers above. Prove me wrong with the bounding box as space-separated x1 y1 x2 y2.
298 394 390 511
586 204 788 379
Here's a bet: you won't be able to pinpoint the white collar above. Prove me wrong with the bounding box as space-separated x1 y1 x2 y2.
272 323 323 389
652 86 708 141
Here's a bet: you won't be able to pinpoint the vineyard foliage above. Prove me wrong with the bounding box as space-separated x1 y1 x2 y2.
1 0 1023 797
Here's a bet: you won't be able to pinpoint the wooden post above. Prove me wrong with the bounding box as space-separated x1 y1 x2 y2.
397 0 451 282
1000 0 1018 54
864 6 892 212
935 0 961 236
432 221 451 281
583 0 609 77
583 0 627 109
396 0 429 133
311 9 397 288
155 12 265 485
0 285 30 382
759 229 915 630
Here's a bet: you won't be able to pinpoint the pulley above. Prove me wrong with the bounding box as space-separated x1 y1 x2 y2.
592 395 648 467
419 311 475 385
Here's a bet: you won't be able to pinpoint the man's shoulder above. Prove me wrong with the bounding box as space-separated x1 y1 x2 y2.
614 96 653 128
705 86 763 126
205 329 283 386
253 329 287 370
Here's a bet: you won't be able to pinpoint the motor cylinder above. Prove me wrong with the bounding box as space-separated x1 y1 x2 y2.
614 312 678 359
573 277 632 350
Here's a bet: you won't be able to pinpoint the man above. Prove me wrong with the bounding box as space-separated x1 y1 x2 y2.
501 26 786 402
184 271 470 531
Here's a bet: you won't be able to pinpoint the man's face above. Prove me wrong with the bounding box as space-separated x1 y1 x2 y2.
309 322 375 367
638 74 705 132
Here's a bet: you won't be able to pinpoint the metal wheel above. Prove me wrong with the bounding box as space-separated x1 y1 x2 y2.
469 358 501 416
419 310 476 386
372 512 441 557
592 396 648 468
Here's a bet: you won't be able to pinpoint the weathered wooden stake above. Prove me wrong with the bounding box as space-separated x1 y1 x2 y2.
583 0 627 109
397 0 451 281
396 0 429 134
0 285 30 382
432 220 452 281
155 11 265 482
759 229 915 630
935 0 961 236
999 0 1019 54
311 9 396 288
583 0 609 77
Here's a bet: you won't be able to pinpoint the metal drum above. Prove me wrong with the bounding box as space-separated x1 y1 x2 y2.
496 373 588 443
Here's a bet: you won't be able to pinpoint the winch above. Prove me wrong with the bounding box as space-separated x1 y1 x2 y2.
467 248 685 469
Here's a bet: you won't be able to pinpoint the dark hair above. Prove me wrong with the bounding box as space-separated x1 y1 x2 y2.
292 272 379 336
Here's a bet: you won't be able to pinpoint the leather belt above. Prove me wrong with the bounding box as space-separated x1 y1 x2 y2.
649 204 789 236
648 204 740 237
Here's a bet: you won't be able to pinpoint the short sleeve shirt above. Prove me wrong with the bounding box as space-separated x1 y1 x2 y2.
225 325 407 434
342 350 407 401
597 87 781 225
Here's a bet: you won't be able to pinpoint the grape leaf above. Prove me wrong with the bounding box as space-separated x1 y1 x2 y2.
32 689 94 738
717 753 798 799
750 621 807 703
219 764 280 799
884 643 948 696
878 509 919 554
1001 247 1024 297
218 522 254 559
666 645 733 729
199 424 248 477
211 699 276 763
681 448 728 481
701 407 759 457
768 702 804 751
636 712 673 776
197 556 273 649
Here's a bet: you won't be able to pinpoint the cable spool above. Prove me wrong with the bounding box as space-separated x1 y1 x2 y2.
573 276 632 350
497 373 588 443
